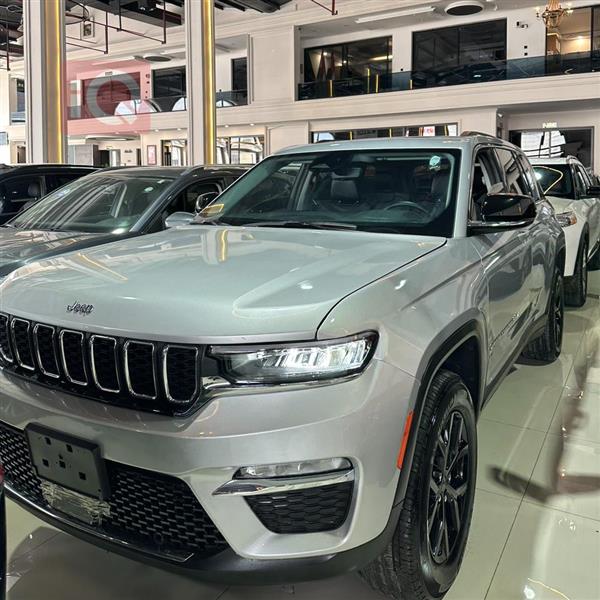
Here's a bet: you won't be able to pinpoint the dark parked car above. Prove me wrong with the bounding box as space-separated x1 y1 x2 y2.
0 164 97 224
0 463 4 600
0 166 248 278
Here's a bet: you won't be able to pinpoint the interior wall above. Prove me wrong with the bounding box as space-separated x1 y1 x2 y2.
506 108 600 172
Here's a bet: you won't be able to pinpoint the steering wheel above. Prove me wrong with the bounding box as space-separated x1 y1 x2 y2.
383 201 431 217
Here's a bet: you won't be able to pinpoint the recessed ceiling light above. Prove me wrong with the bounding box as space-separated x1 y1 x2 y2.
250 123 255 126
445 1 484 16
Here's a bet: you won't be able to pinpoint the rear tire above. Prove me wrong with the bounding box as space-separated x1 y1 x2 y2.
589 245 600 270
522 267 564 363
359 370 477 600
565 239 588 308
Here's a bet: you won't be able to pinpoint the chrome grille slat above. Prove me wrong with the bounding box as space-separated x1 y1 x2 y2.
11 318 35 371
33 324 60 379
124 341 157 400
90 335 120 393
59 330 88 386
0 313 13 364
0 314 201 415
163 345 199 404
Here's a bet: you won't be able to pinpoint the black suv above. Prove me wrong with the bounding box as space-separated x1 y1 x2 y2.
0 164 97 224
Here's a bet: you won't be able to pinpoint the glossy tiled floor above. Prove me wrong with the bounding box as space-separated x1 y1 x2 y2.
6 276 600 600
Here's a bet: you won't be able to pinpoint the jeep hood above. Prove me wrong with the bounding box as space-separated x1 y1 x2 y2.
0 227 101 276
0 226 446 341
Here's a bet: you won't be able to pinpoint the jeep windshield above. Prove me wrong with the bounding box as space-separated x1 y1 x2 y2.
197 150 460 236
6 173 175 234
533 165 574 199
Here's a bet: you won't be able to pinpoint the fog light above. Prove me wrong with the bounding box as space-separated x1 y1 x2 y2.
235 458 352 479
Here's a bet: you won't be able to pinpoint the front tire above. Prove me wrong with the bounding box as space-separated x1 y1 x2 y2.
522 267 564 363
359 370 477 600
565 239 588 308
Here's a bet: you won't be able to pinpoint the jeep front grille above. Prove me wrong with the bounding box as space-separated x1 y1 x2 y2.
0 313 204 416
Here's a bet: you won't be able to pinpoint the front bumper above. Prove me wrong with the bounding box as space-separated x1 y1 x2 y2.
0 358 416 579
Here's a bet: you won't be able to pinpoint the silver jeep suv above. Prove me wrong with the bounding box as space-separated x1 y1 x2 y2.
0 136 565 599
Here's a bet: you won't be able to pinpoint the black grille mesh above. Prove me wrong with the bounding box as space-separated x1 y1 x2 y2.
0 314 202 416
91 337 120 391
61 331 87 384
0 314 12 362
0 423 228 560
13 319 34 368
245 482 353 534
126 342 156 398
35 325 59 376
166 347 198 402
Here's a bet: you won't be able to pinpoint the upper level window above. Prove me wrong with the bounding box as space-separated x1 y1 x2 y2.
231 57 248 92
412 20 506 73
547 7 600 57
304 36 392 83
153 67 186 98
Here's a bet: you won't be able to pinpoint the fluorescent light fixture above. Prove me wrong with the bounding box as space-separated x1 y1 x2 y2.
356 5 436 23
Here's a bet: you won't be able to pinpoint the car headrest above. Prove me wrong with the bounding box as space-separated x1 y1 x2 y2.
27 182 41 198
330 178 359 204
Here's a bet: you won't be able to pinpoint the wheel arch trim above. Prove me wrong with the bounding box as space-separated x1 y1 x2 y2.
393 318 485 506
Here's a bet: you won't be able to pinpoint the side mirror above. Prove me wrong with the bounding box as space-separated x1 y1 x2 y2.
165 211 195 229
470 193 536 233
195 191 219 213
587 186 600 197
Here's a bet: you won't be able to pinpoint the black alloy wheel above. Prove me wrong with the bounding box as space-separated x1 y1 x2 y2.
427 410 471 565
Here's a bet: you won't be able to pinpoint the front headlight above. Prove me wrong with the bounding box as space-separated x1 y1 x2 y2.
209 332 377 384
556 211 577 227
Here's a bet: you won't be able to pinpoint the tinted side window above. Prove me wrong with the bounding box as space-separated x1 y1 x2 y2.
574 165 591 196
0 176 43 203
46 173 86 193
517 155 540 200
495 148 533 196
470 148 504 219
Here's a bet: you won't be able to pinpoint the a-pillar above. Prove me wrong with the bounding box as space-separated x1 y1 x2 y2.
23 0 67 164
185 0 216 165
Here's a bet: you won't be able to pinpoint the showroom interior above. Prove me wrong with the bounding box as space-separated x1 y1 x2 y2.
0 0 599 599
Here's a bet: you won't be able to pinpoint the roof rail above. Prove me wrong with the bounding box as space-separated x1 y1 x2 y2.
460 131 498 138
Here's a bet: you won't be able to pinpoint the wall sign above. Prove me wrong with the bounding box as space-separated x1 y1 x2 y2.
146 144 157 166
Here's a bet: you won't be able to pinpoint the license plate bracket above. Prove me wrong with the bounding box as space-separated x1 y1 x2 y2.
26 424 110 500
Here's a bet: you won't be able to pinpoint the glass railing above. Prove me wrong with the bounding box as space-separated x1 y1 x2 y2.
298 51 600 101
68 90 248 120
9 111 25 124
216 89 248 107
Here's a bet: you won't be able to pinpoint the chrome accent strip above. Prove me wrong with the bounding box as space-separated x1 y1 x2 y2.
5 485 192 563
0 312 14 364
212 469 355 497
162 345 199 404
59 329 88 386
90 335 120 393
32 323 60 379
10 318 35 371
124 340 157 400
468 219 532 229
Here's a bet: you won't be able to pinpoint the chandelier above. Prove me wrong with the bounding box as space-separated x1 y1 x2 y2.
537 1 573 29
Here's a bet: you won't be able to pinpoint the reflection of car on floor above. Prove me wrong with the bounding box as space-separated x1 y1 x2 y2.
0 135 565 600
0 165 247 281
532 157 600 307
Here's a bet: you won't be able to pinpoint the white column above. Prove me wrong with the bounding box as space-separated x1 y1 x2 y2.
23 0 67 164
185 0 216 165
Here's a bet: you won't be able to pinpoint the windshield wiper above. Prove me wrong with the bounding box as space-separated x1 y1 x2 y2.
248 220 357 231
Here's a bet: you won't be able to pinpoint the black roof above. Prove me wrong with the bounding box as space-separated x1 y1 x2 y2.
0 164 98 176
90 165 250 178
